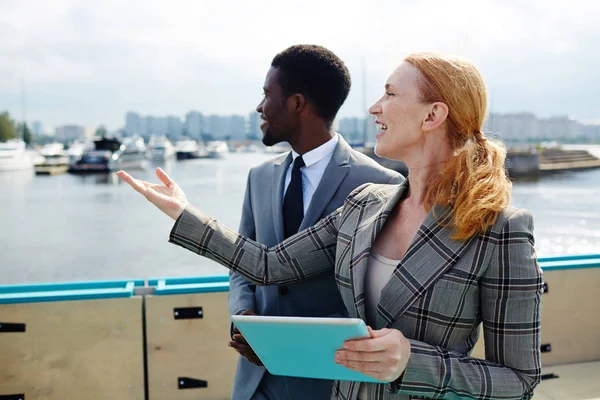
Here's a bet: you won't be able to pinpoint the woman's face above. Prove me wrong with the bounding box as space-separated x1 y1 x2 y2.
369 62 431 161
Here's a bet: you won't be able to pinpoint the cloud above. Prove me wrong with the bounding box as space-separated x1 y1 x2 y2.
0 0 598 130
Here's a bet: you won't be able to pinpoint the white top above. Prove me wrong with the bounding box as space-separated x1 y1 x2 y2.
283 133 339 214
364 249 401 328
359 249 401 400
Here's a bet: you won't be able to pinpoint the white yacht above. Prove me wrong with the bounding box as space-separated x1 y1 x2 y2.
66 141 92 165
34 143 70 175
69 136 147 173
240 143 260 153
0 139 33 172
147 136 176 160
174 139 208 160
206 141 229 159
108 136 147 170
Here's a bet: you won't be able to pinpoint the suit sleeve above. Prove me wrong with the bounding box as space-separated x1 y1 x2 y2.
389 209 543 400
168 191 352 285
228 170 257 317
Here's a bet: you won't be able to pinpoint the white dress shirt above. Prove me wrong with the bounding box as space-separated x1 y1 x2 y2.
283 133 339 214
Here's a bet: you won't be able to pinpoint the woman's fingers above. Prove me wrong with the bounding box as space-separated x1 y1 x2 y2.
335 349 384 363
155 167 174 187
117 170 149 196
336 359 380 373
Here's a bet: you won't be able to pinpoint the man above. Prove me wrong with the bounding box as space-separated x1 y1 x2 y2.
228 44 403 400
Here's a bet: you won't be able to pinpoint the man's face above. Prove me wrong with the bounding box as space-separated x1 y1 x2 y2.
256 67 296 146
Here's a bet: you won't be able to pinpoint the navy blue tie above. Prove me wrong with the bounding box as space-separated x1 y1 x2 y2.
283 155 305 239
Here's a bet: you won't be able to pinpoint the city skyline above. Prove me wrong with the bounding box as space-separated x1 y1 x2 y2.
34 110 600 145
2 0 599 130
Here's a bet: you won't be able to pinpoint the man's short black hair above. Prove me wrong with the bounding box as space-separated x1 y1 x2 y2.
271 44 351 123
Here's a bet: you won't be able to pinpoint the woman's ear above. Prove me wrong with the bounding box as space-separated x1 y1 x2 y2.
422 102 449 132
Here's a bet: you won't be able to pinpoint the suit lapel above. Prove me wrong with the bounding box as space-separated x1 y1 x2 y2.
272 152 292 244
375 204 476 329
350 181 409 322
298 137 351 230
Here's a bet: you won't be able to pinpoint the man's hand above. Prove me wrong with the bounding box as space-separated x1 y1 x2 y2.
229 310 263 366
117 168 188 220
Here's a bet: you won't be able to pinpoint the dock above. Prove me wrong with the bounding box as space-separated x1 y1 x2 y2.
361 146 600 178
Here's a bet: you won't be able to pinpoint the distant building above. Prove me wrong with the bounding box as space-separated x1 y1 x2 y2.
537 116 579 141
125 112 142 136
167 116 183 138
581 123 600 140
484 112 537 142
145 116 168 137
229 115 246 139
338 117 364 141
55 125 86 142
484 113 583 143
204 114 245 139
32 120 43 136
205 114 227 138
247 112 262 139
185 111 204 139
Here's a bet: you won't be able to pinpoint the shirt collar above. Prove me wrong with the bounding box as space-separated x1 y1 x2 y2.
291 133 339 168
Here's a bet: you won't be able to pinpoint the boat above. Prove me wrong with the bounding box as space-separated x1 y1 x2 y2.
174 139 208 160
66 141 92 165
68 136 146 173
0 139 33 172
206 140 229 159
240 143 260 153
108 136 148 170
147 136 176 161
34 143 70 175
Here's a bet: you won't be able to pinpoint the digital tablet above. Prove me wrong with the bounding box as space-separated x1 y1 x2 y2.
230 315 383 383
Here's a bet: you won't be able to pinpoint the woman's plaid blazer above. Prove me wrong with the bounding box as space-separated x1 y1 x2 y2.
169 180 543 400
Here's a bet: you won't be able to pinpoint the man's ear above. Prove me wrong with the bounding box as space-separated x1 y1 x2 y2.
288 93 306 113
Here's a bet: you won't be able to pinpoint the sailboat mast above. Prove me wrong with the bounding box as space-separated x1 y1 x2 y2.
20 73 26 140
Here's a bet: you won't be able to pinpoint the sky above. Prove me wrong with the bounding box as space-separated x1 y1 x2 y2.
1 0 599 132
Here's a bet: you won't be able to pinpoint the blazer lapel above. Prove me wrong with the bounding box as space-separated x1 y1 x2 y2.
350 181 409 322
298 136 351 230
375 204 476 329
272 152 292 244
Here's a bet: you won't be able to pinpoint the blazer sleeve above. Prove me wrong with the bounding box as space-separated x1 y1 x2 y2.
389 209 543 400
228 170 257 316
387 173 404 184
169 201 344 285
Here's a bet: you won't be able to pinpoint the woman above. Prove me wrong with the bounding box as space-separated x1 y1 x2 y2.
118 53 542 400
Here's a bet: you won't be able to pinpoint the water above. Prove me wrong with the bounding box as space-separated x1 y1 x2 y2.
1 150 599 285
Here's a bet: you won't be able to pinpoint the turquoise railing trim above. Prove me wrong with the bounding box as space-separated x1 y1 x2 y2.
539 257 600 271
148 275 229 287
0 282 136 304
0 254 598 301
0 279 144 295
538 254 600 263
154 280 230 295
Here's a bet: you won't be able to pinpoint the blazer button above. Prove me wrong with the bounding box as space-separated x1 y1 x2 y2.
278 286 289 295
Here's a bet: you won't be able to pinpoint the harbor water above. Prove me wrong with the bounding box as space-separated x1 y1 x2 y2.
1 148 599 285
